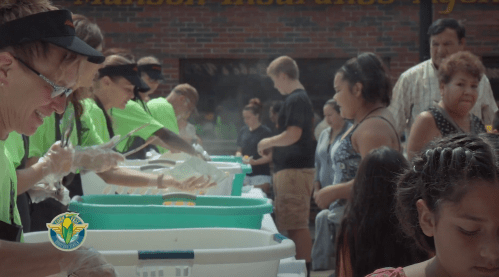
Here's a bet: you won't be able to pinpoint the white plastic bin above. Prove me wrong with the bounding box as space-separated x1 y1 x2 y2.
80 170 232 196
151 161 244 196
24 228 296 277
81 157 238 196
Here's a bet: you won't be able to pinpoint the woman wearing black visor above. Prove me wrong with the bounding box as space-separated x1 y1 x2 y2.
82 54 213 190
108 52 203 160
0 0 117 276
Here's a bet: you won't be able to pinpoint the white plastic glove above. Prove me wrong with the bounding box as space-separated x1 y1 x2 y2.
154 174 217 191
192 143 211 161
39 141 74 184
27 184 71 205
71 136 125 173
57 247 118 277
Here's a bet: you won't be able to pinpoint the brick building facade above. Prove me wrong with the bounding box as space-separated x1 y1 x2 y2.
53 0 499 152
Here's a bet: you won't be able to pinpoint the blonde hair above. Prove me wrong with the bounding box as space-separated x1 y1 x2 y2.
0 0 57 63
103 48 135 61
138 56 160 65
172 83 198 104
267 56 299 80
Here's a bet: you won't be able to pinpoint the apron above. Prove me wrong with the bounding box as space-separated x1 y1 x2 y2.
16 135 31 233
0 179 23 241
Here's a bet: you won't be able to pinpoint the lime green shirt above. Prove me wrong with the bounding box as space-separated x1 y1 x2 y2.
81 98 111 143
29 103 103 158
110 100 163 152
5 132 24 169
0 139 24 241
147 97 179 154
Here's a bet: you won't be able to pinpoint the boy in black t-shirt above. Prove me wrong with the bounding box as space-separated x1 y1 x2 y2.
257 56 316 277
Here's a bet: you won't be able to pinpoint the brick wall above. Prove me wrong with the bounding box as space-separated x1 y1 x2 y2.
54 0 499 97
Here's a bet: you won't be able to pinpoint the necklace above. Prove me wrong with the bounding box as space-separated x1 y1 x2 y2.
340 106 385 141
355 106 385 126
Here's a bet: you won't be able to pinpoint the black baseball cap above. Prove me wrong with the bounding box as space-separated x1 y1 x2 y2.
99 64 150 93
0 9 104 64
138 64 166 83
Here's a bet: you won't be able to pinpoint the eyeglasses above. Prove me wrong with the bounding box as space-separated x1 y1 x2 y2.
15 57 73 98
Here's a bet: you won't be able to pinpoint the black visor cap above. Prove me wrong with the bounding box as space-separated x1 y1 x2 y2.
0 10 104 64
99 64 150 93
138 64 166 82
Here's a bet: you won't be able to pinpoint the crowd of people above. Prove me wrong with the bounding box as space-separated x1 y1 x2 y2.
0 0 499 276
233 17 499 277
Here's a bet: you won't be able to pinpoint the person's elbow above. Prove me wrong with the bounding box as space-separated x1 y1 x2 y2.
286 126 302 144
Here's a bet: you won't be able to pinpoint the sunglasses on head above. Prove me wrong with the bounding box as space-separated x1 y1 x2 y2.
15 57 73 98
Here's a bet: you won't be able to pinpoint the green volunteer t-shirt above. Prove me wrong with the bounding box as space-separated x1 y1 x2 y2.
110 100 163 152
29 102 104 158
5 132 24 169
0 139 24 242
81 98 111 143
147 97 179 154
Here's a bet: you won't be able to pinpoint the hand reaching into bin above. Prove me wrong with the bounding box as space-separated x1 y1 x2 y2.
155 174 217 191
71 136 125 173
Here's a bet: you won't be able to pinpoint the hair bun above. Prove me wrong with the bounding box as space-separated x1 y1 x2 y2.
249 98 262 107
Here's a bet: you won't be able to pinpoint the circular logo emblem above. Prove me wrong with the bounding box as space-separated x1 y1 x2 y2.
46 212 88 251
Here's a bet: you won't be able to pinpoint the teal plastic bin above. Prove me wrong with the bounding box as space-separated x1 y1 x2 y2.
210 155 243 163
209 156 252 196
68 194 272 230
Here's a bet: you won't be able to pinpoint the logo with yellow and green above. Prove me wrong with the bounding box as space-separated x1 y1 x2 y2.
47 212 88 251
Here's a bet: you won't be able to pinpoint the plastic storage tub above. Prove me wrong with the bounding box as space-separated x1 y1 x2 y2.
68 194 273 230
210 155 243 163
206 161 251 196
149 161 251 196
80 165 233 197
24 228 296 277
210 155 250 196
80 171 234 196
83 159 251 197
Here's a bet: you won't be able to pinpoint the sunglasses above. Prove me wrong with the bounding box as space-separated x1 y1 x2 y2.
15 57 73 98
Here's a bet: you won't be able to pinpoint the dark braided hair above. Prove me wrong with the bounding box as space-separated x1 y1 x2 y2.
336 147 427 277
336 52 391 106
396 133 499 253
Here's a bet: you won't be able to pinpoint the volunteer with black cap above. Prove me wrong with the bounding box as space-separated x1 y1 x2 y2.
107 55 164 158
8 13 124 233
139 56 182 141
24 14 126 231
112 55 167 158
137 56 165 102
108 54 202 160
82 54 214 189
0 0 117 276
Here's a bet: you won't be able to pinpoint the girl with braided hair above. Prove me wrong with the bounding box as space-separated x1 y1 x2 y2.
367 133 499 277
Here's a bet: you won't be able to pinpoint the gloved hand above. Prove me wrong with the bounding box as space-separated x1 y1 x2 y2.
155 174 217 191
58 247 118 277
71 136 125 173
39 141 74 184
192 143 210 161
27 184 71 205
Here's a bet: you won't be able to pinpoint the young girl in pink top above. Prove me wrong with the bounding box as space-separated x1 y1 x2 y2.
367 133 499 277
